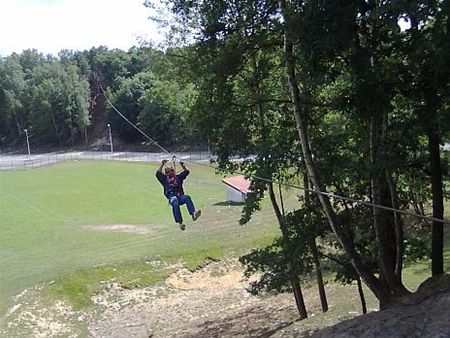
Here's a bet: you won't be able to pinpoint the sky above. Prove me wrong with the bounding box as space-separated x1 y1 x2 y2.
0 0 163 57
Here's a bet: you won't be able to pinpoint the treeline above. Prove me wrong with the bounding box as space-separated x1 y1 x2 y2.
150 0 450 314
0 46 196 149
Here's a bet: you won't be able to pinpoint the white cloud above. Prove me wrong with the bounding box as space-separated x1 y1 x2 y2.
0 0 162 56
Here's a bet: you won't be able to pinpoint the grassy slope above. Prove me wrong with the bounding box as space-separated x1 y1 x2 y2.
0 160 448 330
0 161 283 314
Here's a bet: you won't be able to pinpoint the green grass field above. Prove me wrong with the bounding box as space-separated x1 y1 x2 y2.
0 161 285 315
0 160 449 332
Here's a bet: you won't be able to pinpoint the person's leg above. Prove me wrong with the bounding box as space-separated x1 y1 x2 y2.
178 195 201 221
169 196 183 224
178 194 195 214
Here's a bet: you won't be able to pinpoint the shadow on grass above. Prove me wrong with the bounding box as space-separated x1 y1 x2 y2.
213 201 245 207
188 305 299 338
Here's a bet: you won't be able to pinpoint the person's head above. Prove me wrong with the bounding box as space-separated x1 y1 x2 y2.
164 166 175 177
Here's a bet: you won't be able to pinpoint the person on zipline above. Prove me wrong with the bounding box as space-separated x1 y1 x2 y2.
156 159 201 231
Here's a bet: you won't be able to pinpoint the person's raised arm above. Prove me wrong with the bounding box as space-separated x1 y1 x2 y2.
157 159 168 172
180 161 189 172
178 161 190 179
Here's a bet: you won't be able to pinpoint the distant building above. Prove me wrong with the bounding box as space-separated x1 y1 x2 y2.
221 175 252 203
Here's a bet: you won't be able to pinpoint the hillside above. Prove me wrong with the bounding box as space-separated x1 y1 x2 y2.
4 258 450 338
313 282 450 338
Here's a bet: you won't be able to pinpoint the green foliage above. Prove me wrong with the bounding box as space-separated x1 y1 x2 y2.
155 0 450 303
404 235 429 263
240 235 313 295
0 46 198 149
0 50 90 147
107 72 153 143
240 199 326 295
0 54 26 142
139 73 196 145
28 61 90 145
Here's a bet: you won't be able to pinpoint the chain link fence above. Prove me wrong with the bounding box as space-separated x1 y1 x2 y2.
0 151 215 171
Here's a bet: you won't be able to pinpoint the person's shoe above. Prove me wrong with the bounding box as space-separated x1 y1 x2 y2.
192 210 202 221
179 223 186 231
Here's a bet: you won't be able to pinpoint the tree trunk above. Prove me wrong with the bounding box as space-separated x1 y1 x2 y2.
49 108 63 146
278 0 387 305
13 109 23 138
253 57 309 318
311 238 328 313
428 130 444 276
70 125 75 146
322 252 367 314
385 171 404 279
369 117 409 297
304 174 328 312
410 2 445 278
356 275 368 314
292 275 308 319
268 182 308 318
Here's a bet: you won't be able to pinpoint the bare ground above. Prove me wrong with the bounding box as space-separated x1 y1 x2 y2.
2 259 339 337
83 224 166 235
4 258 449 338
88 259 305 338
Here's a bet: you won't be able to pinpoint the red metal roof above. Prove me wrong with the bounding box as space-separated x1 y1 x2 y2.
222 175 252 193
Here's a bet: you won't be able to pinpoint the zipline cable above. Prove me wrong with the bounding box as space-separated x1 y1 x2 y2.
96 73 450 226
191 160 450 225
94 72 171 155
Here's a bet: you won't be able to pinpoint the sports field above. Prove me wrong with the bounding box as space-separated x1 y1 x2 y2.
1 160 449 337
0 161 284 316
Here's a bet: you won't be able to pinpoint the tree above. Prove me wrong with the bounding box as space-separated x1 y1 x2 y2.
156 0 449 309
107 72 153 143
278 0 394 303
0 51 90 147
278 0 450 305
0 54 26 144
401 0 450 276
150 1 335 317
26 60 90 146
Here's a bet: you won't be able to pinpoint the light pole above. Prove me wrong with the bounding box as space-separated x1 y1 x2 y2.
107 124 114 153
24 129 31 158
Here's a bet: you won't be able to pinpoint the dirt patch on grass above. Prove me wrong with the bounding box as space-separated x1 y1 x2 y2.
87 259 345 338
1 286 89 338
84 224 163 235
166 261 250 290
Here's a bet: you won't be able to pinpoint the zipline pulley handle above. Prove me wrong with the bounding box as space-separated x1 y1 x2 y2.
172 155 177 173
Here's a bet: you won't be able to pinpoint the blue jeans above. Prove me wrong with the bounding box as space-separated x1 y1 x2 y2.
169 195 196 224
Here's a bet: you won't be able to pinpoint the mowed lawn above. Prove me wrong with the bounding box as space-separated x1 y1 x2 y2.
1 160 448 323
0 161 282 315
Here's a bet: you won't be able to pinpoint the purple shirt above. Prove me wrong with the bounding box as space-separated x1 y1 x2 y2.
156 170 189 198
